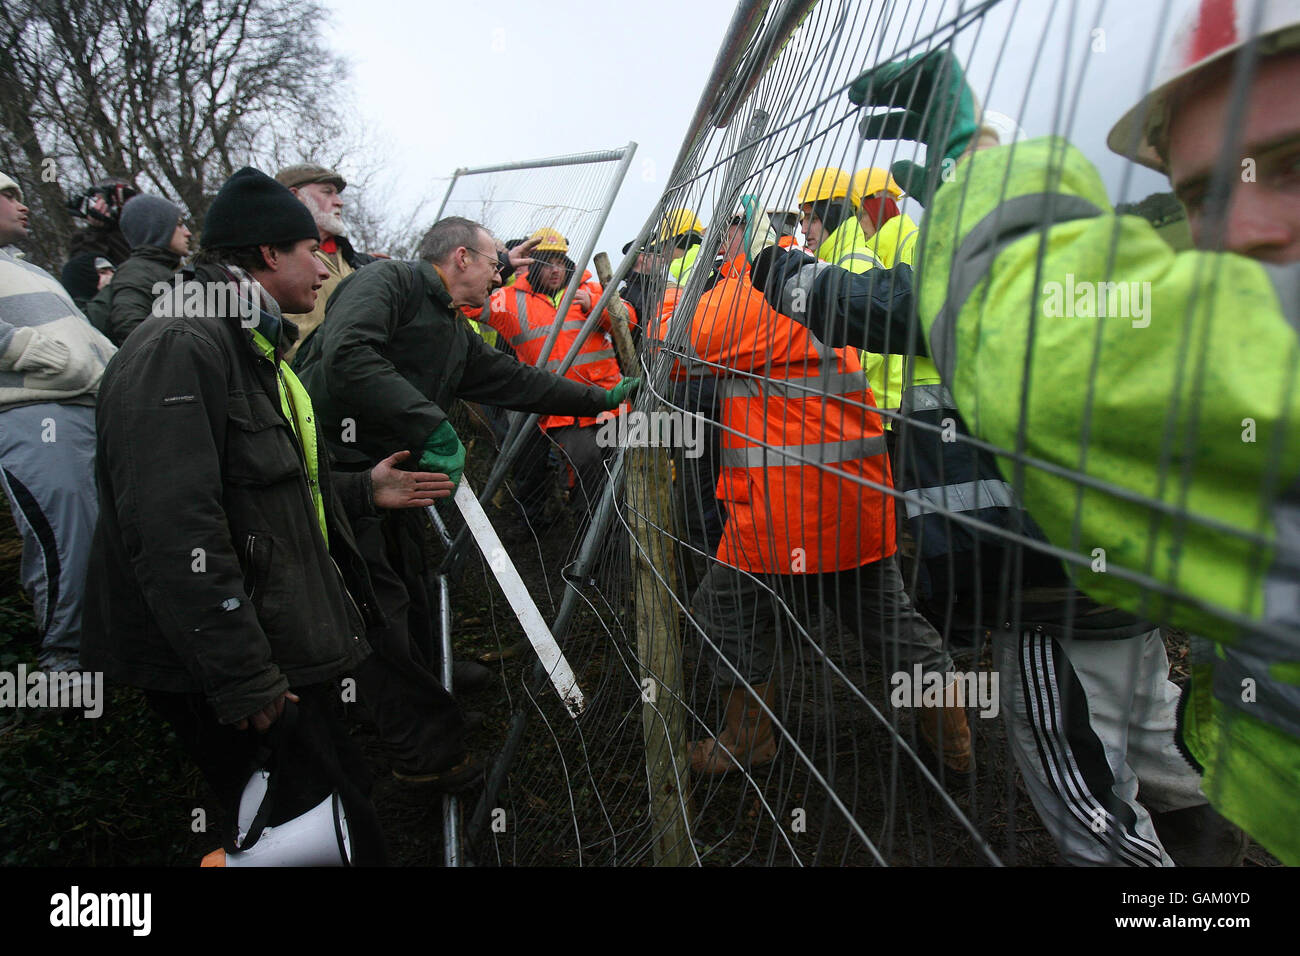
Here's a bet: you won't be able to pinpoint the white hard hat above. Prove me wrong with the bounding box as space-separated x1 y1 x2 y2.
981 110 1029 145
1108 0 1300 172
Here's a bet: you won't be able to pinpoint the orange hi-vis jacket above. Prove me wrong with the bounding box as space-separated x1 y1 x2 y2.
486 271 636 431
687 271 896 575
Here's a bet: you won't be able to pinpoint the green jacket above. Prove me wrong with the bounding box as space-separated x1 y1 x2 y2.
294 259 612 467
917 136 1300 864
99 245 182 347
82 263 380 725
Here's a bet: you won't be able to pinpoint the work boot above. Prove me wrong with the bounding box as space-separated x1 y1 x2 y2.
917 688 974 784
1150 803 1247 866
452 660 495 693
690 682 779 775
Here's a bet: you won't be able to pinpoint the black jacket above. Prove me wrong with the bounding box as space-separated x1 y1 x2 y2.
294 259 612 467
82 263 381 724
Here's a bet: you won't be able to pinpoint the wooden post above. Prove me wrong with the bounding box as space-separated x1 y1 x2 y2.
595 252 694 865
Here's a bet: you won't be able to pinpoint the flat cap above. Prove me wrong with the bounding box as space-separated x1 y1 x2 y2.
274 163 346 192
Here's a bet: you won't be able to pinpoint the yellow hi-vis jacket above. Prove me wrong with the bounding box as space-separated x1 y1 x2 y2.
917 135 1300 865
818 213 935 422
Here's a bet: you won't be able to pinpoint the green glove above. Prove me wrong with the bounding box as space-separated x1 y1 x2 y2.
605 377 641 409
848 50 978 203
418 420 466 489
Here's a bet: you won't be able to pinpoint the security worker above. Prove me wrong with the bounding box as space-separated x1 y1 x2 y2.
852 0 1300 864
487 227 639 521
683 260 972 780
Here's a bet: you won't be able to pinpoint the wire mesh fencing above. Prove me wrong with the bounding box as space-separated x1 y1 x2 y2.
436 0 1296 868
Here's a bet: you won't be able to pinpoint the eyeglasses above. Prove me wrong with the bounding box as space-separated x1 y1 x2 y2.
464 246 503 275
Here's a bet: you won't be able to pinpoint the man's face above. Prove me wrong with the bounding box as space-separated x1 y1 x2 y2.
1167 53 1300 263
0 188 30 245
295 182 346 240
800 204 824 253
168 219 192 257
535 254 567 293
447 230 502 309
260 238 328 313
96 266 115 290
722 221 745 260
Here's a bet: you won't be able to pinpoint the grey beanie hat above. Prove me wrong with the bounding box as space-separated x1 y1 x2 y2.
120 194 183 250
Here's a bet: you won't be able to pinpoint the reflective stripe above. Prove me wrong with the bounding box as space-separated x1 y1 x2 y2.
717 370 866 401
546 347 615 372
930 193 1103 382
515 289 530 330
902 478 1019 520
899 382 958 414
514 319 587 344
719 435 886 469
836 251 883 270
1213 644 1300 741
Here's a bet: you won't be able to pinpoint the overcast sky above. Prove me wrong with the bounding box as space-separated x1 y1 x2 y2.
323 0 1197 257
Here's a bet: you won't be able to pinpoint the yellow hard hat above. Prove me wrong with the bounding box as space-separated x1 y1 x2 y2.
529 227 568 253
849 167 903 205
660 208 705 242
795 167 851 206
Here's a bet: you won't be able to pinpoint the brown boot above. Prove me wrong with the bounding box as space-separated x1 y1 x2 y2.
690 682 779 775
918 685 974 782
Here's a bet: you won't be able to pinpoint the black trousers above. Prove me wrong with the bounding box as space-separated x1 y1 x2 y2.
349 508 467 774
146 682 388 865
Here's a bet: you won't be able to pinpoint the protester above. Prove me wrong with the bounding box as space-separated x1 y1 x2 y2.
94 194 191 346
294 215 637 785
81 167 461 863
275 164 380 359
0 171 115 676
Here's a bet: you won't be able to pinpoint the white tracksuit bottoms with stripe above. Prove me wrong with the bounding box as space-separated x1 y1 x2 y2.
0 402 98 669
993 627 1207 866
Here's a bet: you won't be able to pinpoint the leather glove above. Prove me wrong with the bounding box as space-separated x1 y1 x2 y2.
417 420 466 490
751 245 825 320
848 49 978 203
605 377 641 409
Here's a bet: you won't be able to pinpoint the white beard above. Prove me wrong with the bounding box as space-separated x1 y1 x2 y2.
300 190 346 238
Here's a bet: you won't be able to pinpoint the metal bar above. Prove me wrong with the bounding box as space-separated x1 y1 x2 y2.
439 142 640 571
452 481 585 717
433 171 462 223
448 148 630 178
437 572 461 867
664 0 772 189
466 451 625 845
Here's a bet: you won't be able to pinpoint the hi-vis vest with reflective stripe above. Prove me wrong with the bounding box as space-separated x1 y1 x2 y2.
917 135 1300 865
689 272 895 575
487 272 625 430
819 213 935 418
669 245 701 286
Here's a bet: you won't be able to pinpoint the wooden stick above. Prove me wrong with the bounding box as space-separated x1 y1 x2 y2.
594 252 695 865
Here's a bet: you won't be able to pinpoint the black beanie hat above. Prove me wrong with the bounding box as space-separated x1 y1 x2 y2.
61 253 102 305
201 166 319 250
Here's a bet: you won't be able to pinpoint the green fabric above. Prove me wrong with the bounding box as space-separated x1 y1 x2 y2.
669 245 701 286
250 328 328 546
916 135 1300 863
1185 659 1300 866
849 50 979 203
419 419 465 489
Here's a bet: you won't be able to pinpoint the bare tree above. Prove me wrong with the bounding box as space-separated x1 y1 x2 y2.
0 0 353 269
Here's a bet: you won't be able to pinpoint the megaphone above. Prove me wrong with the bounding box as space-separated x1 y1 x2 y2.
200 770 351 867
